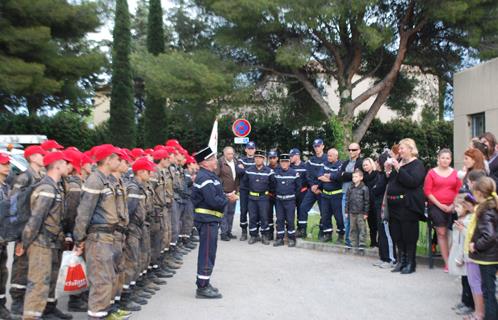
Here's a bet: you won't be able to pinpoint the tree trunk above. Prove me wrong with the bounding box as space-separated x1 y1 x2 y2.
438 77 446 121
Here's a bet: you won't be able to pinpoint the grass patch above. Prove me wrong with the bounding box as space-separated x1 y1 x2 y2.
305 213 431 256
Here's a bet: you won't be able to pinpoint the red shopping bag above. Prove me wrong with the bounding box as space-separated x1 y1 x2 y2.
64 262 87 292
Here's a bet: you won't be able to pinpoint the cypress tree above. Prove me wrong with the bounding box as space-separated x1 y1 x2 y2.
109 0 136 148
143 0 167 147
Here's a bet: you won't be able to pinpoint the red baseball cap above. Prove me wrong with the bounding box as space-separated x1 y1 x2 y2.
0 153 10 165
24 146 47 159
41 140 64 151
165 139 181 148
65 146 80 152
115 148 132 163
43 151 70 167
81 153 94 166
132 157 156 172
152 149 169 160
64 149 82 173
93 144 119 162
131 148 144 159
144 148 154 156
185 155 196 165
164 146 176 154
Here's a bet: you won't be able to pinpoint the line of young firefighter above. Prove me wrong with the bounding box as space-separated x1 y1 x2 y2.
0 139 198 320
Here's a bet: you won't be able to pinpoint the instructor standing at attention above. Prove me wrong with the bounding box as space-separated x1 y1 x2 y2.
192 146 237 299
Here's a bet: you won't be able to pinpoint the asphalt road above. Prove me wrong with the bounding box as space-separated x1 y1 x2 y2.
123 231 458 320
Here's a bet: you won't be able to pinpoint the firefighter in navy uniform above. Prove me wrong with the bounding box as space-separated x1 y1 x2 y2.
317 148 344 243
297 139 327 238
236 141 256 241
290 148 308 233
242 150 274 245
266 150 279 240
271 154 300 247
191 146 236 299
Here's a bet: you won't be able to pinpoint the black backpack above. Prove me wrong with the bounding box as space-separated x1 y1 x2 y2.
0 171 37 242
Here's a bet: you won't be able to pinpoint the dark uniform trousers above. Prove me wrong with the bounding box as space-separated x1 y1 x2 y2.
111 231 126 303
140 224 151 277
180 200 194 239
123 230 141 289
295 189 307 227
195 221 219 288
239 190 249 229
275 199 296 239
85 232 116 318
171 201 185 246
320 194 344 235
10 249 28 302
0 245 8 301
298 190 322 230
267 196 276 234
248 197 270 237
149 209 164 269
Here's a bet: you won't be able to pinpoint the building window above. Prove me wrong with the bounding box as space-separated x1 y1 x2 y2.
470 112 485 137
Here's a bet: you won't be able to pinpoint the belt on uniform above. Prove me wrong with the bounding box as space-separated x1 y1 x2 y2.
387 195 404 200
194 208 224 218
88 224 117 234
276 194 295 200
249 191 269 197
322 189 343 195
115 225 127 234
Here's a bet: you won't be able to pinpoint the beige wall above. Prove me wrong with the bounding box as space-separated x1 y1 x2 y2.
453 57 498 168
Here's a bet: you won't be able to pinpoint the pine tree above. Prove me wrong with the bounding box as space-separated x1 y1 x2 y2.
109 0 136 148
143 0 167 147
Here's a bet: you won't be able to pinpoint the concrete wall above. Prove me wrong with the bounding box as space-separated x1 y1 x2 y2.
453 57 498 168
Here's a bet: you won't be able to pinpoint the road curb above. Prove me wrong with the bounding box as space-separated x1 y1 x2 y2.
296 239 444 267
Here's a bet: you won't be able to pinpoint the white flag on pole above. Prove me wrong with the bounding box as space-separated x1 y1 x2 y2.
208 118 218 155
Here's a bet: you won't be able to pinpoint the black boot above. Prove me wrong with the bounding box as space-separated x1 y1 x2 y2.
228 233 237 239
220 234 230 241
120 291 142 312
183 238 197 249
155 268 173 279
0 298 11 320
240 228 248 241
296 227 306 238
261 234 270 245
148 272 167 286
391 253 407 273
401 253 416 274
67 294 88 312
42 300 73 319
196 286 222 299
273 238 284 247
248 236 258 245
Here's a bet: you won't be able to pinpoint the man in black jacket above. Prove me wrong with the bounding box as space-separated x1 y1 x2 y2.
340 143 364 246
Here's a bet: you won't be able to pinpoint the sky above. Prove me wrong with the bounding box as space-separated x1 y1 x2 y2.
88 0 175 41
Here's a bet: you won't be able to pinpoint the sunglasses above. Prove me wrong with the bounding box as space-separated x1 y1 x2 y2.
348 149 359 152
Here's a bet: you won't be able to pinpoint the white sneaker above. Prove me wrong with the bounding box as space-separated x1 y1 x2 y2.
379 261 396 269
372 260 384 267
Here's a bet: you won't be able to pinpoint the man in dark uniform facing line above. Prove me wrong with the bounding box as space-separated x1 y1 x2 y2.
191 146 237 299
290 148 308 230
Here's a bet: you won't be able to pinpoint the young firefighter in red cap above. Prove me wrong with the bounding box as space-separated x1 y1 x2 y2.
122 158 156 309
10 145 46 318
150 149 178 277
107 149 136 317
20 152 70 320
0 153 12 319
73 145 122 320
40 140 64 152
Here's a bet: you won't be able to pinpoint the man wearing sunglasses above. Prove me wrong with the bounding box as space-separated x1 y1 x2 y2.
340 143 364 247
